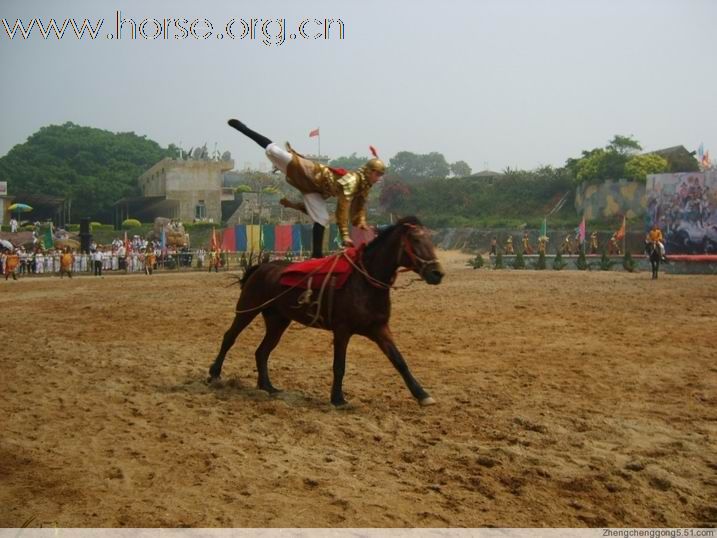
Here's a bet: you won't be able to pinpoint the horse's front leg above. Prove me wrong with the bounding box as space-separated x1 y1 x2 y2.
330 328 351 406
369 324 435 406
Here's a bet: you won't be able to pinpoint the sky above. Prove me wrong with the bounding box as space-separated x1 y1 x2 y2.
1 0 715 174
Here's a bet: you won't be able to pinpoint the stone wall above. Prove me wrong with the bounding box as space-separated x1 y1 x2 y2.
575 179 646 220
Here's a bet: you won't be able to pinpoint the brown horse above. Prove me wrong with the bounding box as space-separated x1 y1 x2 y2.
208 216 446 407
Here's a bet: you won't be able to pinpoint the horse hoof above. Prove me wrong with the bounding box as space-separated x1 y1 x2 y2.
207 376 221 385
419 396 436 406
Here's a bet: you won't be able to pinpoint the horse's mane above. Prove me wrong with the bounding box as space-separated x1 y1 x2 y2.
364 216 423 255
237 259 292 287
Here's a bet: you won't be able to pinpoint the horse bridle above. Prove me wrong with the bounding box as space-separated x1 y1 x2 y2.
399 224 441 280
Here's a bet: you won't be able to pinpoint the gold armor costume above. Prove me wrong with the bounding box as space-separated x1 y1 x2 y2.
285 146 376 241
504 236 514 254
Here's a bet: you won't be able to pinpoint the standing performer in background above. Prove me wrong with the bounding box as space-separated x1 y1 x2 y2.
227 118 385 258
504 236 514 255
521 231 533 254
59 247 74 279
590 231 599 254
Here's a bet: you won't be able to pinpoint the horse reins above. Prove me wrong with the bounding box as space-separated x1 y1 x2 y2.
398 224 441 281
348 223 440 289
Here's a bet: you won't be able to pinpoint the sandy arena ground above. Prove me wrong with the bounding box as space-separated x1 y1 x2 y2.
1 251 715 528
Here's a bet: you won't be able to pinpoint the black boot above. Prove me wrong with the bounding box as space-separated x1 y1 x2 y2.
227 119 272 149
312 223 325 258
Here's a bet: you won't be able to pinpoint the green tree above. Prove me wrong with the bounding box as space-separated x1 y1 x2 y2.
329 153 368 170
450 160 472 177
0 122 175 220
624 154 669 182
389 151 450 179
378 178 411 213
607 135 642 155
567 134 643 184
572 148 628 183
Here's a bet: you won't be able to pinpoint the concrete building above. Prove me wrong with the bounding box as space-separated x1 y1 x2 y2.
114 157 234 227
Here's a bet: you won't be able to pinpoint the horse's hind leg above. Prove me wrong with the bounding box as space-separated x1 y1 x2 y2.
208 312 257 382
255 311 290 393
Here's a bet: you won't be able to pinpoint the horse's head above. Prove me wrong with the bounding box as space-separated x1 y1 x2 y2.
396 218 445 285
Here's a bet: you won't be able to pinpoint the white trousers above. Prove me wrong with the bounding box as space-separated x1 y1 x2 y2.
266 143 330 227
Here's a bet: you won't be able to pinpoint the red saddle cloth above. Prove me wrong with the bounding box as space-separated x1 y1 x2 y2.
279 248 358 289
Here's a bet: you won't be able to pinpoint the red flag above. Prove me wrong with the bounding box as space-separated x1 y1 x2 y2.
210 227 219 252
309 128 320 138
615 216 626 241
124 231 131 253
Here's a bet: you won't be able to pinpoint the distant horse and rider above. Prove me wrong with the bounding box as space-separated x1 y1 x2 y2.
645 240 664 279
208 216 445 407
645 223 668 279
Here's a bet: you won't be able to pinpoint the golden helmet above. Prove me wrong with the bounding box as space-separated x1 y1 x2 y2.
365 158 386 174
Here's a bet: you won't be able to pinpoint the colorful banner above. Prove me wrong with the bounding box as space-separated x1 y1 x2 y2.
246 225 261 252
274 225 293 253
261 224 275 251
300 224 313 253
209 223 387 254
292 225 302 252
646 171 717 254
234 225 247 252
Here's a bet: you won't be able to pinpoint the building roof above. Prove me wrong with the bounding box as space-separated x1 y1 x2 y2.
646 145 694 158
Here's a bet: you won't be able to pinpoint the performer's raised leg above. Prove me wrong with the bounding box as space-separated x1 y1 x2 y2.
227 119 272 149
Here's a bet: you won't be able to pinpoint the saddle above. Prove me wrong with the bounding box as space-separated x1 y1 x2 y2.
279 248 359 290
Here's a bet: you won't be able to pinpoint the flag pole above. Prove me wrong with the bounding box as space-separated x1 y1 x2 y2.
622 216 627 255
318 128 321 159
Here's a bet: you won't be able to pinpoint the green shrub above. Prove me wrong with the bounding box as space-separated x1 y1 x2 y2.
122 218 142 229
575 247 588 270
553 251 567 270
534 251 546 270
599 249 616 271
494 250 504 269
623 251 638 273
467 253 484 269
512 250 526 269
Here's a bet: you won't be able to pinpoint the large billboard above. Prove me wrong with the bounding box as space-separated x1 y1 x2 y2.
646 171 717 254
